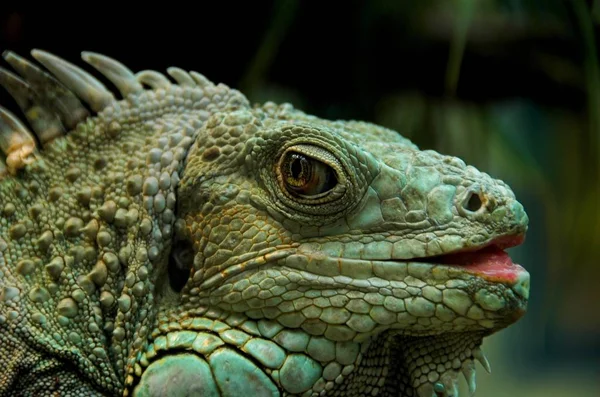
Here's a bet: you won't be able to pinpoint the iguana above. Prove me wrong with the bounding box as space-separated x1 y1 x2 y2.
0 49 530 397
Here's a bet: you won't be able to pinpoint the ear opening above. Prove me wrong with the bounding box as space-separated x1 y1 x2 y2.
168 240 194 292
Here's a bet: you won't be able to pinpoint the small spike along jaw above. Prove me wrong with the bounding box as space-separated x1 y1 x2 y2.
398 332 491 397
416 363 474 397
414 362 477 397
417 347 488 397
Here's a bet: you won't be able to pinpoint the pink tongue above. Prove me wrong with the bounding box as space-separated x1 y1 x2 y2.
441 247 523 283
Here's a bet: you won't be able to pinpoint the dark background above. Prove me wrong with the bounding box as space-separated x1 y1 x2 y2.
2 1 599 395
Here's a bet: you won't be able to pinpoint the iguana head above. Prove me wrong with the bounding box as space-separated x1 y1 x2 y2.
154 104 530 395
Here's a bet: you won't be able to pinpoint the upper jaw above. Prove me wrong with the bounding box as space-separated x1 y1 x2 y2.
288 231 529 285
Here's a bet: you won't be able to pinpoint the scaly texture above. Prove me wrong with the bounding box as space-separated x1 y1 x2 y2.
0 50 530 397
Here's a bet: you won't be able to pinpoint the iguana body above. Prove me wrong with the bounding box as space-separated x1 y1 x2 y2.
0 50 530 397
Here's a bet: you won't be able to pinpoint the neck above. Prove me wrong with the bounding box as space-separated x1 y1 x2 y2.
147 306 404 396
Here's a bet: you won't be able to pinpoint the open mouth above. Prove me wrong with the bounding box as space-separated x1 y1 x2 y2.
415 234 527 284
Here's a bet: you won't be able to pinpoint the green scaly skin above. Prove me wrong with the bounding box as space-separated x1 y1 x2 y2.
0 50 530 397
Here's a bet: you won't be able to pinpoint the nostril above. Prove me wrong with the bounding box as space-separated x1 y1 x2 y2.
465 192 483 212
168 240 194 292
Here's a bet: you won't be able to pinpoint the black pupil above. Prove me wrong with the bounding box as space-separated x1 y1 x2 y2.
291 157 303 179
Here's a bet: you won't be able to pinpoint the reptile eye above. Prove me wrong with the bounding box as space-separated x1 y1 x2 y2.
281 152 338 196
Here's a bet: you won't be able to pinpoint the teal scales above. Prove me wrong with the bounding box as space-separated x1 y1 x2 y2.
0 49 530 396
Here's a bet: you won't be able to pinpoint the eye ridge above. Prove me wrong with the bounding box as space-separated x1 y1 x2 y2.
281 151 338 197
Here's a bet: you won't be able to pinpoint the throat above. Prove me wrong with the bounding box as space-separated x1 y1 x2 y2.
332 331 487 397
326 334 408 397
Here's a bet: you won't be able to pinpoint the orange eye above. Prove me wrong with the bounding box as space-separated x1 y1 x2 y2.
281 152 338 196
